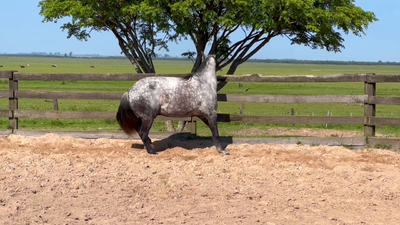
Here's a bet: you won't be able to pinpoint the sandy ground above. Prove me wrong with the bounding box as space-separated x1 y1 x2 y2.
1 132 400 225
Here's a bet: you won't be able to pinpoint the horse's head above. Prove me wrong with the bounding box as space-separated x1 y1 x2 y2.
201 54 216 71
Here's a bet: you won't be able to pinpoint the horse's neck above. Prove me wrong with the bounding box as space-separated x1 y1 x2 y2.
196 60 216 79
195 69 216 83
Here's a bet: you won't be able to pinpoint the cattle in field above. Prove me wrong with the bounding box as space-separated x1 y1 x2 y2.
0 65 3 68
20 65 25 68
90 66 95 68
52 64 57 68
26 64 30 67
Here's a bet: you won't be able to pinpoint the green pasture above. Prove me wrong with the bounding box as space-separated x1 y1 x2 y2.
1 55 400 75
1 56 400 137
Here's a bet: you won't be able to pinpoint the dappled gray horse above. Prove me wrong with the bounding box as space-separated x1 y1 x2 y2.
116 55 228 155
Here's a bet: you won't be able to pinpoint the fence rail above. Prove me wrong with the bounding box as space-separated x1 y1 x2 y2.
1 71 400 149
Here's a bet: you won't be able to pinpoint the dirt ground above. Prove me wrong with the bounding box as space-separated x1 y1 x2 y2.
1 130 400 225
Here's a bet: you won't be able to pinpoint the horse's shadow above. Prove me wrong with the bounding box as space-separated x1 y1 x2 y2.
131 133 233 153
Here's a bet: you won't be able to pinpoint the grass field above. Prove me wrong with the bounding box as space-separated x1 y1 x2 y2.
1 56 400 137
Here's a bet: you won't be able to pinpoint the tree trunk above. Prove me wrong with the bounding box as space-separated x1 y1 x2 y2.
176 121 187 132
165 120 176 132
191 55 203 73
226 60 240 75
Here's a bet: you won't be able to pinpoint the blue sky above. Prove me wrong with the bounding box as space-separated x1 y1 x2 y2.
0 0 399 62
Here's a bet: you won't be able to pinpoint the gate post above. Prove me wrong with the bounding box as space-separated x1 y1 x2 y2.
8 71 18 132
190 117 197 135
364 73 376 136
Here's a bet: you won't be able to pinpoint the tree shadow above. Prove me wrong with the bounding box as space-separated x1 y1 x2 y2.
131 133 233 154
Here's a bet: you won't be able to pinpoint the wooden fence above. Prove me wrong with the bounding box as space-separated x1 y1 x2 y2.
1 71 400 149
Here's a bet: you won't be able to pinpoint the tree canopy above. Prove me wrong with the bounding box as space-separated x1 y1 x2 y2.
39 0 173 73
165 0 378 74
39 0 377 74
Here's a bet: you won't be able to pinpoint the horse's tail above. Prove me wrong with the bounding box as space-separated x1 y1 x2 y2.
116 92 141 136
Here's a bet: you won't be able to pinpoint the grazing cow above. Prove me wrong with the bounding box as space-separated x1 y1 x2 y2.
0 65 3 68
26 64 30 67
90 66 95 68
52 64 57 68
20 65 25 68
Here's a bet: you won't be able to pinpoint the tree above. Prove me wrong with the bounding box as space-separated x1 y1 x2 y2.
39 0 180 131
69 51 73 58
165 0 378 74
181 50 196 63
39 0 377 130
39 0 173 74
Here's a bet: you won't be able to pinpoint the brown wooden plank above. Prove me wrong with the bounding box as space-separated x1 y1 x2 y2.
14 73 371 83
16 91 369 104
368 117 400 126
211 114 365 125
215 114 243 122
0 90 11 98
217 94 367 103
0 71 13 79
366 74 400 83
14 73 189 81
217 74 367 83
12 130 191 140
16 90 123 100
240 116 364 125
14 110 191 121
6 130 367 149
369 96 400 105
14 110 115 119
368 137 400 151
0 110 11 118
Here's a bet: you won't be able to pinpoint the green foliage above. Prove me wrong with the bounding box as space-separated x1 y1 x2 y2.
38 0 377 74
374 144 392 150
164 0 378 74
341 144 354 150
39 0 172 73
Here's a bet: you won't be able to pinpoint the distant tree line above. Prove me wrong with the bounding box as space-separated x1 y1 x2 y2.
0 53 399 66
249 59 400 66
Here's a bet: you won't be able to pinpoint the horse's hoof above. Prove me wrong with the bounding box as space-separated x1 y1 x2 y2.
218 150 230 155
147 151 158 155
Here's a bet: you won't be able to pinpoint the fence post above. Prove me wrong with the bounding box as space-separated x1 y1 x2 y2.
190 117 197 135
291 108 295 127
53 99 59 110
8 71 18 132
364 73 376 136
240 103 245 115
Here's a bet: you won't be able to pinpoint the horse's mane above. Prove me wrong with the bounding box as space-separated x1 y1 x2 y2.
182 73 193 80
181 55 215 80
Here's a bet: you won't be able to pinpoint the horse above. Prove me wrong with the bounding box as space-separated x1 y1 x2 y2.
116 54 229 155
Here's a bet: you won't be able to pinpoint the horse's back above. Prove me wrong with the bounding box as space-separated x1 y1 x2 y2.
129 76 216 117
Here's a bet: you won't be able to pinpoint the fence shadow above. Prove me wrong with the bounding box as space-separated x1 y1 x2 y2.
131 133 233 153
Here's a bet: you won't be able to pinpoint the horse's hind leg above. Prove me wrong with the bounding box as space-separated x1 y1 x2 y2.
138 119 156 154
198 115 229 155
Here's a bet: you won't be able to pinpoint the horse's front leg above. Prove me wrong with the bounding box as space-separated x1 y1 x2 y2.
138 118 156 154
198 115 229 155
